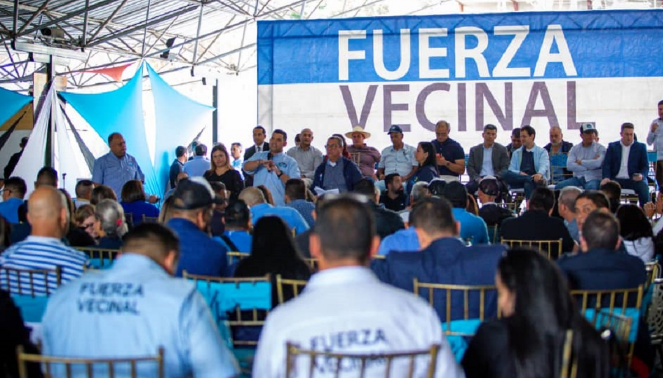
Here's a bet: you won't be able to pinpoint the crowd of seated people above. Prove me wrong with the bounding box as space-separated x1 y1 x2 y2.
3 107 663 378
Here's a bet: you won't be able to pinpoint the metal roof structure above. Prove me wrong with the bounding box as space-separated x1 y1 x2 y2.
0 0 659 92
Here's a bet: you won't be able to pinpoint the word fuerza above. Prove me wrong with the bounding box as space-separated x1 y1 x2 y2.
77 282 144 315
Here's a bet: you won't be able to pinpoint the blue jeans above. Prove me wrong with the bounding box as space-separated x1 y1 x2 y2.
555 177 600 190
614 178 650 206
502 170 546 199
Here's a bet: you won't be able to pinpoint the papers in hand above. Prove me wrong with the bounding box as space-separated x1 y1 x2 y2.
314 187 339 196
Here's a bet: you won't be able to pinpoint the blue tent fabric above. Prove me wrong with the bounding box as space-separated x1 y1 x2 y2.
147 63 214 195
11 294 49 323
60 64 160 196
0 87 32 127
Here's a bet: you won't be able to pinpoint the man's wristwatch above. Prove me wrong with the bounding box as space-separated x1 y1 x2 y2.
277 170 283 178
446 161 451 167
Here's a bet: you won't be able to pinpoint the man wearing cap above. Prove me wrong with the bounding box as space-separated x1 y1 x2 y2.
346 126 381 179
477 176 514 228
377 125 417 191
555 124 606 190
166 177 230 277
502 125 550 200
286 128 323 180
544 126 574 184
647 100 663 190
243 129 301 206
466 124 510 198
443 182 489 245
431 120 466 180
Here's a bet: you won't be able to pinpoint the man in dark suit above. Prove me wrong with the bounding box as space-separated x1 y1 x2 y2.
501 186 576 257
466 124 510 198
601 122 650 206
243 126 269 187
372 197 505 320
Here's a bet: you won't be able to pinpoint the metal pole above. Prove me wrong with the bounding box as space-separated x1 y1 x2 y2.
81 0 89 46
141 0 151 56
191 2 204 66
45 57 54 168
212 79 218 144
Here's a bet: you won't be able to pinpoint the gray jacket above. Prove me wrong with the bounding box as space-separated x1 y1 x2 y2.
467 142 510 181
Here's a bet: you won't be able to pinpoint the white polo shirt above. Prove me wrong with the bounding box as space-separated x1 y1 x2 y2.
253 266 463 378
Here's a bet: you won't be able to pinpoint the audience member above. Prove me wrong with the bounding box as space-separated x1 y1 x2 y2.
92 133 148 199
74 179 94 208
0 288 42 378
544 126 574 184
256 185 275 205
556 124 605 190
60 189 96 247
230 142 244 180
503 125 550 200
222 200 252 252
331 133 352 159
410 141 440 187
428 179 447 196
74 204 97 241
243 129 301 206
285 179 315 227
41 223 239 378
377 125 417 184
165 172 188 200
253 195 463 378
311 136 362 193
599 180 622 213
602 122 650 206
239 187 309 235
169 145 187 189
90 184 117 205
3 136 27 179
183 143 210 177
377 182 430 256
505 127 521 158
432 120 465 179
94 199 128 249
557 186 583 243
286 128 323 180
466 124 509 198
346 126 381 179
353 178 404 239
466 193 479 215
398 180 430 225
0 187 89 294
120 180 159 225
0 177 26 223
646 100 663 190
573 190 611 232
0 216 11 251
158 195 175 224
208 181 229 239
501 187 575 256
443 182 489 245
462 248 609 378
203 143 244 202
167 177 229 277
379 173 406 212
477 176 513 228
243 126 269 187
616 204 655 262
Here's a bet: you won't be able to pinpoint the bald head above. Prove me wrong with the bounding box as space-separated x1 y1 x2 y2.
27 186 68 238
238 187 266 207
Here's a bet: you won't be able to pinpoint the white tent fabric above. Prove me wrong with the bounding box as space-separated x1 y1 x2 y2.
54 100 91 196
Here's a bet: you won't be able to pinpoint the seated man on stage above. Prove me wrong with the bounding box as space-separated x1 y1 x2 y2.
502 125 550 200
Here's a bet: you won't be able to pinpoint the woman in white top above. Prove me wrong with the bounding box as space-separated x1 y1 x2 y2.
616 204 655 262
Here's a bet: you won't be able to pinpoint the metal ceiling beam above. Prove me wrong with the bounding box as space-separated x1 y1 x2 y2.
18 0 121 37
15 0 52 35
86 0 129 43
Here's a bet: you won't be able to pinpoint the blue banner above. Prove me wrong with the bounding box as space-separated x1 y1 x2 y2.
258 9 663 85
0 87 32 126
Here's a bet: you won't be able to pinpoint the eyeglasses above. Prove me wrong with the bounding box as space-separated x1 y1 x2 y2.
325 144 340 149
81 223 95 230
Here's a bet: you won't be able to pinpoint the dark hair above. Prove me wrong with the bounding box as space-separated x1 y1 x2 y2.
257 185 275 206
520 125 535 137
91 185 117 205
120 180 146 203
417 141 438 169
582 211 620 250
410 197 456 235
195 143 207 157
616 204 653 241
59 188 75 222
285 179 306 201
0 215 10 251
175 146 186 158
254 126 266 135
621 123 634 132
107 132 122 145
209 181 226 196
428 180 447 196
231 142 242 149
529 187 555 213
332 133 350 158
384 173 400 188
207 143 232 174
249 216 307 270
658 100 663 107
4 176 27 198
294 133 301 143
74 204 95 225
315 196 375 264
575 191 610 211
498 248 609 378
484 124 498 132
511 128 521 137
75 179 94 199
224 200 251 228
122 222 180 262
273 129 287 142
353 178 376 198
36 167 58 187
599 181 621 213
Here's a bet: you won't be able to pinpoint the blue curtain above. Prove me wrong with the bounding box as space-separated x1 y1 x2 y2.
60 64 160 196
147 63 214 195
0 87 32 127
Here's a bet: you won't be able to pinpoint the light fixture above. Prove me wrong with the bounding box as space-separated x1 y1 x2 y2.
160 37 180 60
12 41 88 61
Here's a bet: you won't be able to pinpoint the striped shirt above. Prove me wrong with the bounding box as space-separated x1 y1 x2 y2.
0 236 90 295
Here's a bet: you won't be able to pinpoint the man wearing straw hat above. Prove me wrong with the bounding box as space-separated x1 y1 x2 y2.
346 126 381 180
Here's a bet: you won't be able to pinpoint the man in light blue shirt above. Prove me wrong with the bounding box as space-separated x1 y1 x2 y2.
92 133 146 198
503 125 550 200
243 129 301 206
377 125 418 183
0 177 26 224
230 142 244 180
41 223 239 378
443 182 489 245
183 144 211 177
555 124 606 190
239 187 309 235
646 100 663 189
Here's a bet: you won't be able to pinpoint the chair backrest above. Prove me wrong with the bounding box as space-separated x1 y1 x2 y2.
76 247 121 270
645 260 661 290
501 238 563 260
302 258 318 271
0 266 62 296
142 215 159 223
559 330 577 378
285 342 440 378
226 251 250 266
647 278 663 343
486 225 500 244
349 152 361 165
595 309 633 376
276 274 308 305
17 345 165 378
182 271 271 347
